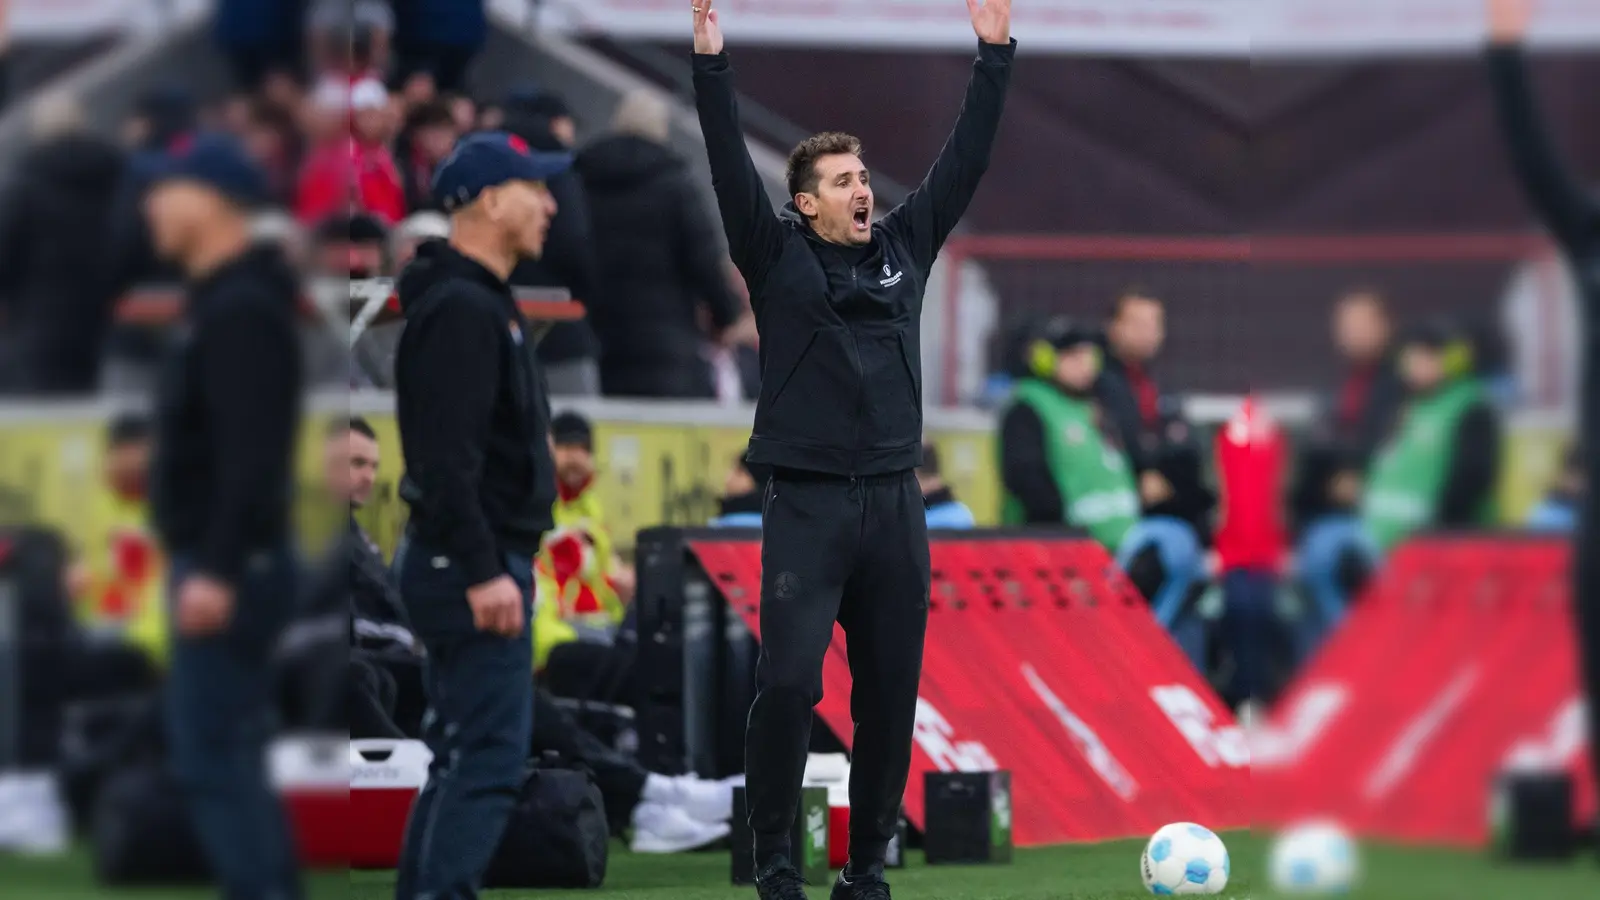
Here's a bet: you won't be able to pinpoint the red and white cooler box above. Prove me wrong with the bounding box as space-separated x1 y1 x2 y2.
348 739 433 868
270 734 353 868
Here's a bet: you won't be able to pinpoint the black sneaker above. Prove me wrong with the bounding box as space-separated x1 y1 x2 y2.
830 866 892 900
755 857 810 900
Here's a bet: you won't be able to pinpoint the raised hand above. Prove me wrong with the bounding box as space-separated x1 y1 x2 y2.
966 0 1011 45
693 0 724 55
1487 0 1534 44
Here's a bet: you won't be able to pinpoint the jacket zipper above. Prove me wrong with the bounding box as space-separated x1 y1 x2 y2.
846 262 864 476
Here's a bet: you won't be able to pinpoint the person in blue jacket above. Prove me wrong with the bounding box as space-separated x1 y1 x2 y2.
918 442 976 529
710 451 766 528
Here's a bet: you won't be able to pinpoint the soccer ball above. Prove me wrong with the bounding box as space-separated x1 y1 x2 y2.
1269 820 1359 894
1140 822 1229 895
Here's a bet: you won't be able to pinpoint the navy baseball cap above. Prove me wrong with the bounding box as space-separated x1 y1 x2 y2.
432 131 571 212
151 132 267 206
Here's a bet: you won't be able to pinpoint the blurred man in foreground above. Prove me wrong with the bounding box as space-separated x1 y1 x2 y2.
1486 0 1600 829
392 132 564 900
1297 323 1501 654
143 133 303 900
999 318 1204 667
694 2 1014 895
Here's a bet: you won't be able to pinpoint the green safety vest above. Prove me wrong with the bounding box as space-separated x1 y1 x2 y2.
999 378 1140 551
1361 379 1496 551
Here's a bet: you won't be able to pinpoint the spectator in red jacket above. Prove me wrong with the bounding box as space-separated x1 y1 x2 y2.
395 100 459 213
295 77 407 225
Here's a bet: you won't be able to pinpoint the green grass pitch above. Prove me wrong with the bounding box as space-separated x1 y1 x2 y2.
0 835 1592 899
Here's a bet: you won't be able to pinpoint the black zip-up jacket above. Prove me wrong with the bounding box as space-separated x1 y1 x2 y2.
151 244 302 584
394 240 556 586
693 39 1015 476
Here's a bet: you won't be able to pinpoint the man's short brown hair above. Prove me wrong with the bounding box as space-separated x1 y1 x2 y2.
786 131 863 198
1112 285 1162 320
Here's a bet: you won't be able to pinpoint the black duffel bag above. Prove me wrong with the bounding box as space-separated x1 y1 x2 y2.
483 753 609 889
59 692 165 833
91 764 211 886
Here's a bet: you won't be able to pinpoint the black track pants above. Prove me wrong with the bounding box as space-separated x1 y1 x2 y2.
744 469 931 872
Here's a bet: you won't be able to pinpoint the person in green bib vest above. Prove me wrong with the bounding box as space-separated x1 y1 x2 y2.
1296 321 1502 657
999 317 1207 669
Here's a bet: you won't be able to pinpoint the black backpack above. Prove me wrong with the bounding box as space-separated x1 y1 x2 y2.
483 754 609 889
91 764 211 886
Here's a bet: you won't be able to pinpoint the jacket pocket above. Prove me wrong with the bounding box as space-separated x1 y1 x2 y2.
858 327 922 450
764 330 819 411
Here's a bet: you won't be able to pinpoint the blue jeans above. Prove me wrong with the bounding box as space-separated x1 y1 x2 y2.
1117 516 1206 670
393 538 535 900
1219 569 1279 704
1295 516 1380 661
165 549 301 900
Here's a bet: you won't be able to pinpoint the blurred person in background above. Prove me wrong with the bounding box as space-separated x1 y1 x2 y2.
918 442 975 529
306 0 394 78
535 411 637 702
213 0 307 90
505 88 604 396
296 76 407 225
396 99 461 212
577 88 746 399
66 414 169 669
239 96 303 207
393 209 450 267
142 134 304 900
1296 322 1502 657
710 450 767 528
312 212 392 278
1096 288 1215 538
1290 288 1402 533
0 94 128 395
1525 442 1584 533
999 317 1206 668
1488 0 1600 797
392 0 487 94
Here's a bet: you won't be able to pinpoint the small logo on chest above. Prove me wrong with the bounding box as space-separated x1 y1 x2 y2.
880 263 903 288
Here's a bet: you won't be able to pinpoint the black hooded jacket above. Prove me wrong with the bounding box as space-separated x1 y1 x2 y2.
693 39 1015 475
393 240 556 586
575 133 741 397
150 245 302 583
0 134 127 392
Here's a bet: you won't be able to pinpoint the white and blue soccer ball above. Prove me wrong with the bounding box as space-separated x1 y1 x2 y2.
1269 820 1360 894
1140 822 1230 895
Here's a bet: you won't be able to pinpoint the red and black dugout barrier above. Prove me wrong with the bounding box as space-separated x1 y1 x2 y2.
630 527 1251 847
1256 534 1595 847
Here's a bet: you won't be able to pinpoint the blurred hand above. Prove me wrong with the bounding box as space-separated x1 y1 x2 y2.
176 574 235 637
1487 0 1534 44
467 575 525 638
609 559 637 605
1329 470 1363 506
1140 470 1174 506
720 313 759 348
692 0 724 55
967 0 1012 45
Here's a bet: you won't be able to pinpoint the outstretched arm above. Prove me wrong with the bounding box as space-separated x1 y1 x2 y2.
883 0 1016 275
691 1 785 303
1485 0 1600 252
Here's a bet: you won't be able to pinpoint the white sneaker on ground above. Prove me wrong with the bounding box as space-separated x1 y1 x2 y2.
629 801 731 854
642 773 734 823
0 771 69 856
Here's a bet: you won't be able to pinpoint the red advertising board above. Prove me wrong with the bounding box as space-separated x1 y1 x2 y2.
689 536 1252 847
1255 537 1594 846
